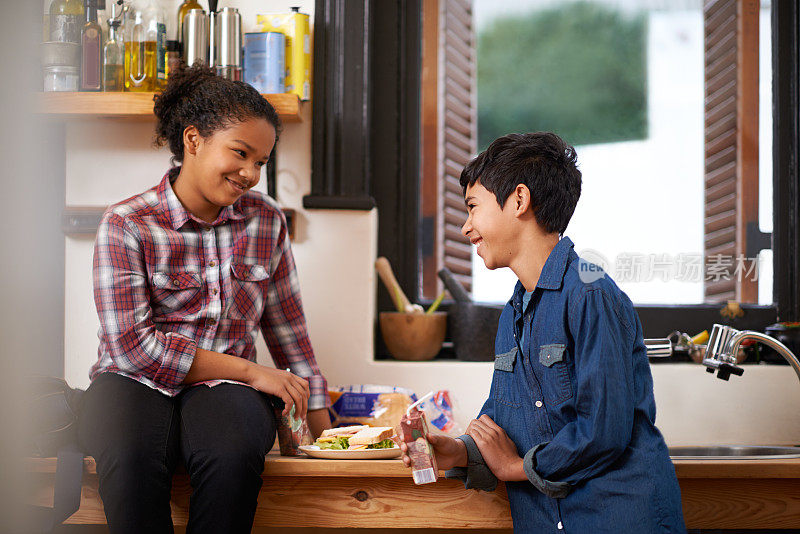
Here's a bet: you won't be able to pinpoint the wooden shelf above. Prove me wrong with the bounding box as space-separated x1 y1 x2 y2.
35 91 303 122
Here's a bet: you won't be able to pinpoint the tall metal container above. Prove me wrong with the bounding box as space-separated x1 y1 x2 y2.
182 8 208 67
212 7 242 81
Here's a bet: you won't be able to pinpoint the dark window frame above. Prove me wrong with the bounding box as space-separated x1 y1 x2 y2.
307 0 800 342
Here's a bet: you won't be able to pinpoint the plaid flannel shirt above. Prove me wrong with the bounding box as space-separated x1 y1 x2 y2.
90 169 329 410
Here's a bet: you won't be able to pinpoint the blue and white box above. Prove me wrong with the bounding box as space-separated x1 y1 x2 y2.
244 31 285 93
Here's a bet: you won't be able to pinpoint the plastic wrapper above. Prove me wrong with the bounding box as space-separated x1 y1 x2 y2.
328 385 416 429
415 390 463 436
273 403 313 456
398 409 438 485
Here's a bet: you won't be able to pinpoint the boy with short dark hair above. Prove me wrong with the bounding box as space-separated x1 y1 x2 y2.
401 132 686 533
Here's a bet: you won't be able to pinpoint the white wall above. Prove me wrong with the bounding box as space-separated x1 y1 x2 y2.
63 1 800 447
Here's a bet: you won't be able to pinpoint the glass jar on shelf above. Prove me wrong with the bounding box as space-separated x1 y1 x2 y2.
49 0 84 44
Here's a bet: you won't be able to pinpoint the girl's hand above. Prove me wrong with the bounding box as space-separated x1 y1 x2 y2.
400 433 468 471
245 363 310 418
466 415 526 481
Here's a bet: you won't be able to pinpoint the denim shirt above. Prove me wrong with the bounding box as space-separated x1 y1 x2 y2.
446 237 686 534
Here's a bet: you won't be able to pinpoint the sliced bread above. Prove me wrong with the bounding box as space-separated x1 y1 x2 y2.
347 426 395 446
319 425 369 438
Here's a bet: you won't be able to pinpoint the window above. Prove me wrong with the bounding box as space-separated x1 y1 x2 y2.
310 0 800 339
462 0 774 308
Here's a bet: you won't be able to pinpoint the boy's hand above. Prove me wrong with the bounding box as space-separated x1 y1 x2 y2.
306 408 332 439
399 433 467 471
466 415 526 482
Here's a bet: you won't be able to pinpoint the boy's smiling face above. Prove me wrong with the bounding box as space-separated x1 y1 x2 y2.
461 180 520 270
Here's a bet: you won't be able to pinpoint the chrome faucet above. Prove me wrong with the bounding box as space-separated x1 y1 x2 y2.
645 324 800 382
702 324 800 382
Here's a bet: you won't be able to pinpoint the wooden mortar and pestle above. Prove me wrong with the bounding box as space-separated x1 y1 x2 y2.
376 257 446 361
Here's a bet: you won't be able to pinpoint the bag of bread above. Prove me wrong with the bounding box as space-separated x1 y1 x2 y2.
414 390 464 436
328 385 416 429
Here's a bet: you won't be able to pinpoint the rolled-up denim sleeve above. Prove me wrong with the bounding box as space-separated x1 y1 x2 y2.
445 433 498 492
527 287 636 490
522 442 571 498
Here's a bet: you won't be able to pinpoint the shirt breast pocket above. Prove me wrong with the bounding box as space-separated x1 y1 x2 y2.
150 271 203 317
492 346 521 408
537 343 574 405
226 262 269 322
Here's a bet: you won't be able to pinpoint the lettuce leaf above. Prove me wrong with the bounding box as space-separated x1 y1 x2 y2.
315 436 349 450
367 438 396 449
314 437 397 450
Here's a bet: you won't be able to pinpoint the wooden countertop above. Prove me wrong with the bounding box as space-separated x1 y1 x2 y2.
26 453 800 529
26 452 800 479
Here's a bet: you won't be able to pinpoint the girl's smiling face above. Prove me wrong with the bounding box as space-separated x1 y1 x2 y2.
175 117 277 222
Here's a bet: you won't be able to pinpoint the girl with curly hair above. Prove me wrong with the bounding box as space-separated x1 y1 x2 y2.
78 64 331 533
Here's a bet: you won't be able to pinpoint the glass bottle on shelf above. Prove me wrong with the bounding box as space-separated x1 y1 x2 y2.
177 0 202 46
80 0 102 91
123 0 153 91
103 17 124 91
49 0 84 44
143 0 167 90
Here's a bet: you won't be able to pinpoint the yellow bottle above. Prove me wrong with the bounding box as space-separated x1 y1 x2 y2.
123 0 162 92
124 40 157 91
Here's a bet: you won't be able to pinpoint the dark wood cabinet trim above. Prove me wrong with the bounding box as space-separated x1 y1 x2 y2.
772 1 800 322
305 0 376 211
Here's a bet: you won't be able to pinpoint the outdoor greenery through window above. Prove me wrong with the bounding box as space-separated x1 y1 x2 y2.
470 0 773 306
477 3 647 149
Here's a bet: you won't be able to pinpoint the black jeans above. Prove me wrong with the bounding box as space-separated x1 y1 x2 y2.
78 373 277 534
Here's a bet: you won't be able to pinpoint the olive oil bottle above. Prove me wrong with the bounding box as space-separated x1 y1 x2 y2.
145 0 167 90
103 18 124 91
124 39 157 91
123 0 164 92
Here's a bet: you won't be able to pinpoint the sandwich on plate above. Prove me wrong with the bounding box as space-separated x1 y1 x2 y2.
313 425 397 450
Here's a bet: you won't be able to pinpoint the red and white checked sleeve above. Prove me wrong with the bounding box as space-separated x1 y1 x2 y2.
259 214 330 410
93 211 197 389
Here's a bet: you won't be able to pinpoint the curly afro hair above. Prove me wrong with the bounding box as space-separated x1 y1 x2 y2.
153 63 282 163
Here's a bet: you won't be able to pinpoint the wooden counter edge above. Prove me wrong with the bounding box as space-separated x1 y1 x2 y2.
25 454 800 479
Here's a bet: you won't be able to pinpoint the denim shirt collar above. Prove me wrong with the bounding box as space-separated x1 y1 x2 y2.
510 236 575 313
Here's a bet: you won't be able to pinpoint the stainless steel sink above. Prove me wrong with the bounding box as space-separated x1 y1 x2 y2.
669 446 800 459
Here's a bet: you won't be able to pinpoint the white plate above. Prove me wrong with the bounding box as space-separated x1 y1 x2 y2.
298 445 401 460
